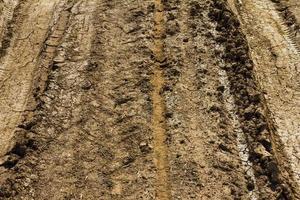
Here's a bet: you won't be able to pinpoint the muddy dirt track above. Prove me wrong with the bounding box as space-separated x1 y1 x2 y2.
0 0 299 199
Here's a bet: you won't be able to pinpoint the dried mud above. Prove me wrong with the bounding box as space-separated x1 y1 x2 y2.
0 0 299 199
271 0 300 49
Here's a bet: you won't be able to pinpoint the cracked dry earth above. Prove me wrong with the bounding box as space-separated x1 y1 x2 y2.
0 0 299 199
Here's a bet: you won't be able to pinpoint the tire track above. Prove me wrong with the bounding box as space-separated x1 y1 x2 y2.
227 0 300 197
162 1 253 199
0 0 62 158
219 61 259 200
1 0 158 198
0 1 95 198
152 1 171 199
0 1 73 197
211 0 299 198
271 0 300 52
0 0 19 57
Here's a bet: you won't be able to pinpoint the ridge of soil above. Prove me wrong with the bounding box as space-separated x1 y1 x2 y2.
209 0 296 199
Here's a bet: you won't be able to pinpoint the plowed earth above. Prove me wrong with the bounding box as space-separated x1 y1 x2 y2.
0 0 299 199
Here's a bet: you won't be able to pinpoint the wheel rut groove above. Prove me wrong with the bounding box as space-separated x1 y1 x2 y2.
152 0 171 199
271 0 300 52
0 0 74 197
210 0 298 198
0 0 20 58
227 0 300 198
0 0 63 159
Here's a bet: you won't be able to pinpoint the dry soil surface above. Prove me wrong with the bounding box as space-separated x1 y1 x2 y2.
0 0 299 200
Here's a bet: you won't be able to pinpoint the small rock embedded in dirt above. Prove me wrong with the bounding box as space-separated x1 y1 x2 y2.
115 97 133 106
122 156 135 166
165 112 173 118
125 24 142 34
81 80 92 90
167 13 176 21
246 179 255 191
53 55 65 64
139 142 152 153
254 144 271 159
86 61 98 71
219 143 231 153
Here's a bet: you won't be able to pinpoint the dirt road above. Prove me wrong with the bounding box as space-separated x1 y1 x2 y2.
0 0 299 199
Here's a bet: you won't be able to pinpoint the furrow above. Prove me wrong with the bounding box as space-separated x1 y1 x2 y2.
152 0 171 199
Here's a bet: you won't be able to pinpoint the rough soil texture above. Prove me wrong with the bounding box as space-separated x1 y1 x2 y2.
227 0 300 198
0 0 299 199
271 0 300 48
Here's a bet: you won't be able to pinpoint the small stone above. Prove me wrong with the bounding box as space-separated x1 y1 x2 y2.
122 156 135 166
219 143 231 152
81 80 92 90
139 142 152 153
247 179 255 191
86 62 98 71
53 55 65 63
254 144 271 158
90 100 100 108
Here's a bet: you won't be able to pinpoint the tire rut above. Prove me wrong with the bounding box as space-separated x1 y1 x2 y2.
0 0 75 198
162 1 254 199
211 0 299 198
152 1 171 199
0 0 20 58
271 0 300 51
0 0 62 159
227 0 300 198
3 0 157 199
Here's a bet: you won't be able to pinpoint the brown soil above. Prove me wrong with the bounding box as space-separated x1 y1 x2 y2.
0 0 299 199
271 0 300 49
